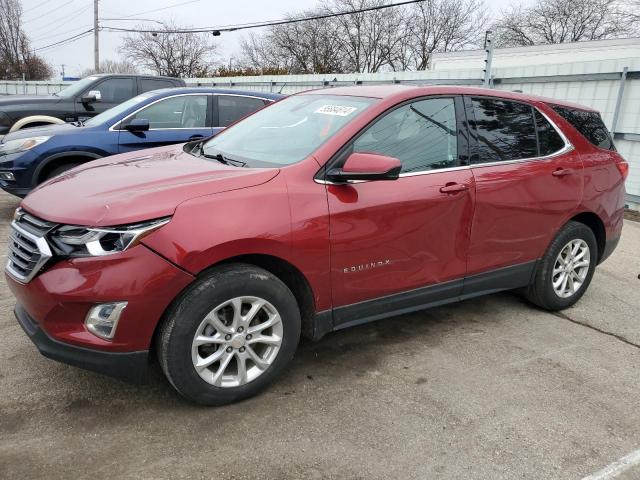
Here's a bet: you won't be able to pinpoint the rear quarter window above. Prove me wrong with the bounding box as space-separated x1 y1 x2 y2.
551 105 615 151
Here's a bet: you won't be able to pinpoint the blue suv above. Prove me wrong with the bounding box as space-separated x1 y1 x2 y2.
0 88 283 197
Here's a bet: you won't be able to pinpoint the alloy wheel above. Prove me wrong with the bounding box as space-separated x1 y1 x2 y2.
552 239 591 298
191 296 283 387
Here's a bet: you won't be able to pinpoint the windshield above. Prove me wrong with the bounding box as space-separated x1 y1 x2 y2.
84 93 155 127
201 94 376 167
55 76 99 98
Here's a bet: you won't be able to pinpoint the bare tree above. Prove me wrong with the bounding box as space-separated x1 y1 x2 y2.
402 0 487 70
0 0 52 79
320 0 406 73
82 58 139 76
238 0 487 73
120 23 217 77
495 0 633 47
241 11 345 74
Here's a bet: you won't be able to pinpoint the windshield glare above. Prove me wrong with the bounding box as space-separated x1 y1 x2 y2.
55 76 99 98
84 93 154 127
201 94 375 167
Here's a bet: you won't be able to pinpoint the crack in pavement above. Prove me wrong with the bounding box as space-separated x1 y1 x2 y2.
552 311 640 350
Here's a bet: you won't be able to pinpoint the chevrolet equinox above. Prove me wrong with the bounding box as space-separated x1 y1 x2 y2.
6 86 628 405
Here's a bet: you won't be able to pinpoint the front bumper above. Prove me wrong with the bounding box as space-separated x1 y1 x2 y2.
6 244 194 353
0 150 38 197
15 303 150 383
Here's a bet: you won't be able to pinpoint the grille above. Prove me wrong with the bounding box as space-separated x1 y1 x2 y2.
6 210 56 283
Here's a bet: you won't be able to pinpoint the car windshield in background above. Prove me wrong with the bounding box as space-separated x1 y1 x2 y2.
84 93 155 127
54 77 98 98
201 94 376 167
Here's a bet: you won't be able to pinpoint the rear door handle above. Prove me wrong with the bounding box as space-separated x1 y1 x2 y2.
439 183 469 194
552 168 573 177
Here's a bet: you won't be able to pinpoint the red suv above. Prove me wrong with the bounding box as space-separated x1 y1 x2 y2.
6 86 628 405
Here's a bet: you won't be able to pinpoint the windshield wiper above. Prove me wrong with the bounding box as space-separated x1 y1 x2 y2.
197 144 246 167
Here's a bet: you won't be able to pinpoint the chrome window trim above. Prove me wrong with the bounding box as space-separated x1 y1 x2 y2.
109 93 274 132
5 221 53 284
469 103 573 168
315 104 574 184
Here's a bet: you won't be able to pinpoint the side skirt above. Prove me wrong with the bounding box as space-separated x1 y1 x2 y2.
324 260 538 335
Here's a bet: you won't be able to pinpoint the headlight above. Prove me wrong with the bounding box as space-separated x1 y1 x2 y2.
0 136 50 156
49 217 170 257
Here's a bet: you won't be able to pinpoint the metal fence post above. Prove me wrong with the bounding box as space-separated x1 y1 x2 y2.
611 66 628 134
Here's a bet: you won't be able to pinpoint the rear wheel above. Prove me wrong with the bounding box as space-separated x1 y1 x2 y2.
525 221 597 311
158 264 301 405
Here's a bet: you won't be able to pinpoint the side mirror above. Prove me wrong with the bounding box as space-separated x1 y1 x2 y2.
327 152 401 182
124 118 150 132
81 90 102 103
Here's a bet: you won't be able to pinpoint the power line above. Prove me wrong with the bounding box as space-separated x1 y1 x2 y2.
31 28 94 53
101 0 426 34
28 5 92 38
105 0 203 20
23 0 77 24
22 0 53 15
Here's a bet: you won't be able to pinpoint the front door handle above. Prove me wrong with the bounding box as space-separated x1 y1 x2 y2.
552 168 573 177
189 135 205 141
439 183 469 194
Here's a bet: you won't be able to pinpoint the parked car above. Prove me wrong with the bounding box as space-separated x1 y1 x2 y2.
0 88 283 196
0 74 185 137
6 86 627 405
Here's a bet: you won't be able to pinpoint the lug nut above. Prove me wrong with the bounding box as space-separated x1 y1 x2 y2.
239 347 245 352
225 334 232 340
237 326 244 333
226 346 233 353
246 334 252 340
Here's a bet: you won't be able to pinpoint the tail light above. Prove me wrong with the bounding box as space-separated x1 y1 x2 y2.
615 160 629 180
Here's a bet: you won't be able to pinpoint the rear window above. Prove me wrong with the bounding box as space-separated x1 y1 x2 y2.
551 106 615 151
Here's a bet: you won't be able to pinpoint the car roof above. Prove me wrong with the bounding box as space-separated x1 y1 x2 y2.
145 87 284 100
300 84 596 112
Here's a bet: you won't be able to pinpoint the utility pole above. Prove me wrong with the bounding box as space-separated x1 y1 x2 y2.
60 64 65 80
483 30 494 88
94 0 100 73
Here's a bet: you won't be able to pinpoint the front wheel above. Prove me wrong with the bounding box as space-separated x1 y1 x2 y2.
525 221 598 311
157 264 301 405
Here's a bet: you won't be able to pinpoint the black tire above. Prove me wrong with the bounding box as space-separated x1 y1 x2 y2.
525 221 598 311
45 163 80 181
157 263 301 405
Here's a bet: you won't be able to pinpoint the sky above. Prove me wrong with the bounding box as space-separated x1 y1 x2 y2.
20 0 515 78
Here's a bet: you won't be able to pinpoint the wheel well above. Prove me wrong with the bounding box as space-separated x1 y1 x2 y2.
216 254 317 339
18 121 52 129
569 212 606 262
37 156 92 183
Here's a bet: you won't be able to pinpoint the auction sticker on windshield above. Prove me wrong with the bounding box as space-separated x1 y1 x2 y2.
314 105 358 116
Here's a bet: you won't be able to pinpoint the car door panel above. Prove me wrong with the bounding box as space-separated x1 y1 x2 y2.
327 171 475 309
465 97 583 277
326 96 475 311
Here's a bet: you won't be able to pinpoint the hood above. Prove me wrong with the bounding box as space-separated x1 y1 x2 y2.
21 144 280 226
0 95 60 108
2 122 77 141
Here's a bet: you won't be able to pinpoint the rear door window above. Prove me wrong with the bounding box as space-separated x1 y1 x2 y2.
471 98 537 163
217 95 269 127
551 106 614 150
